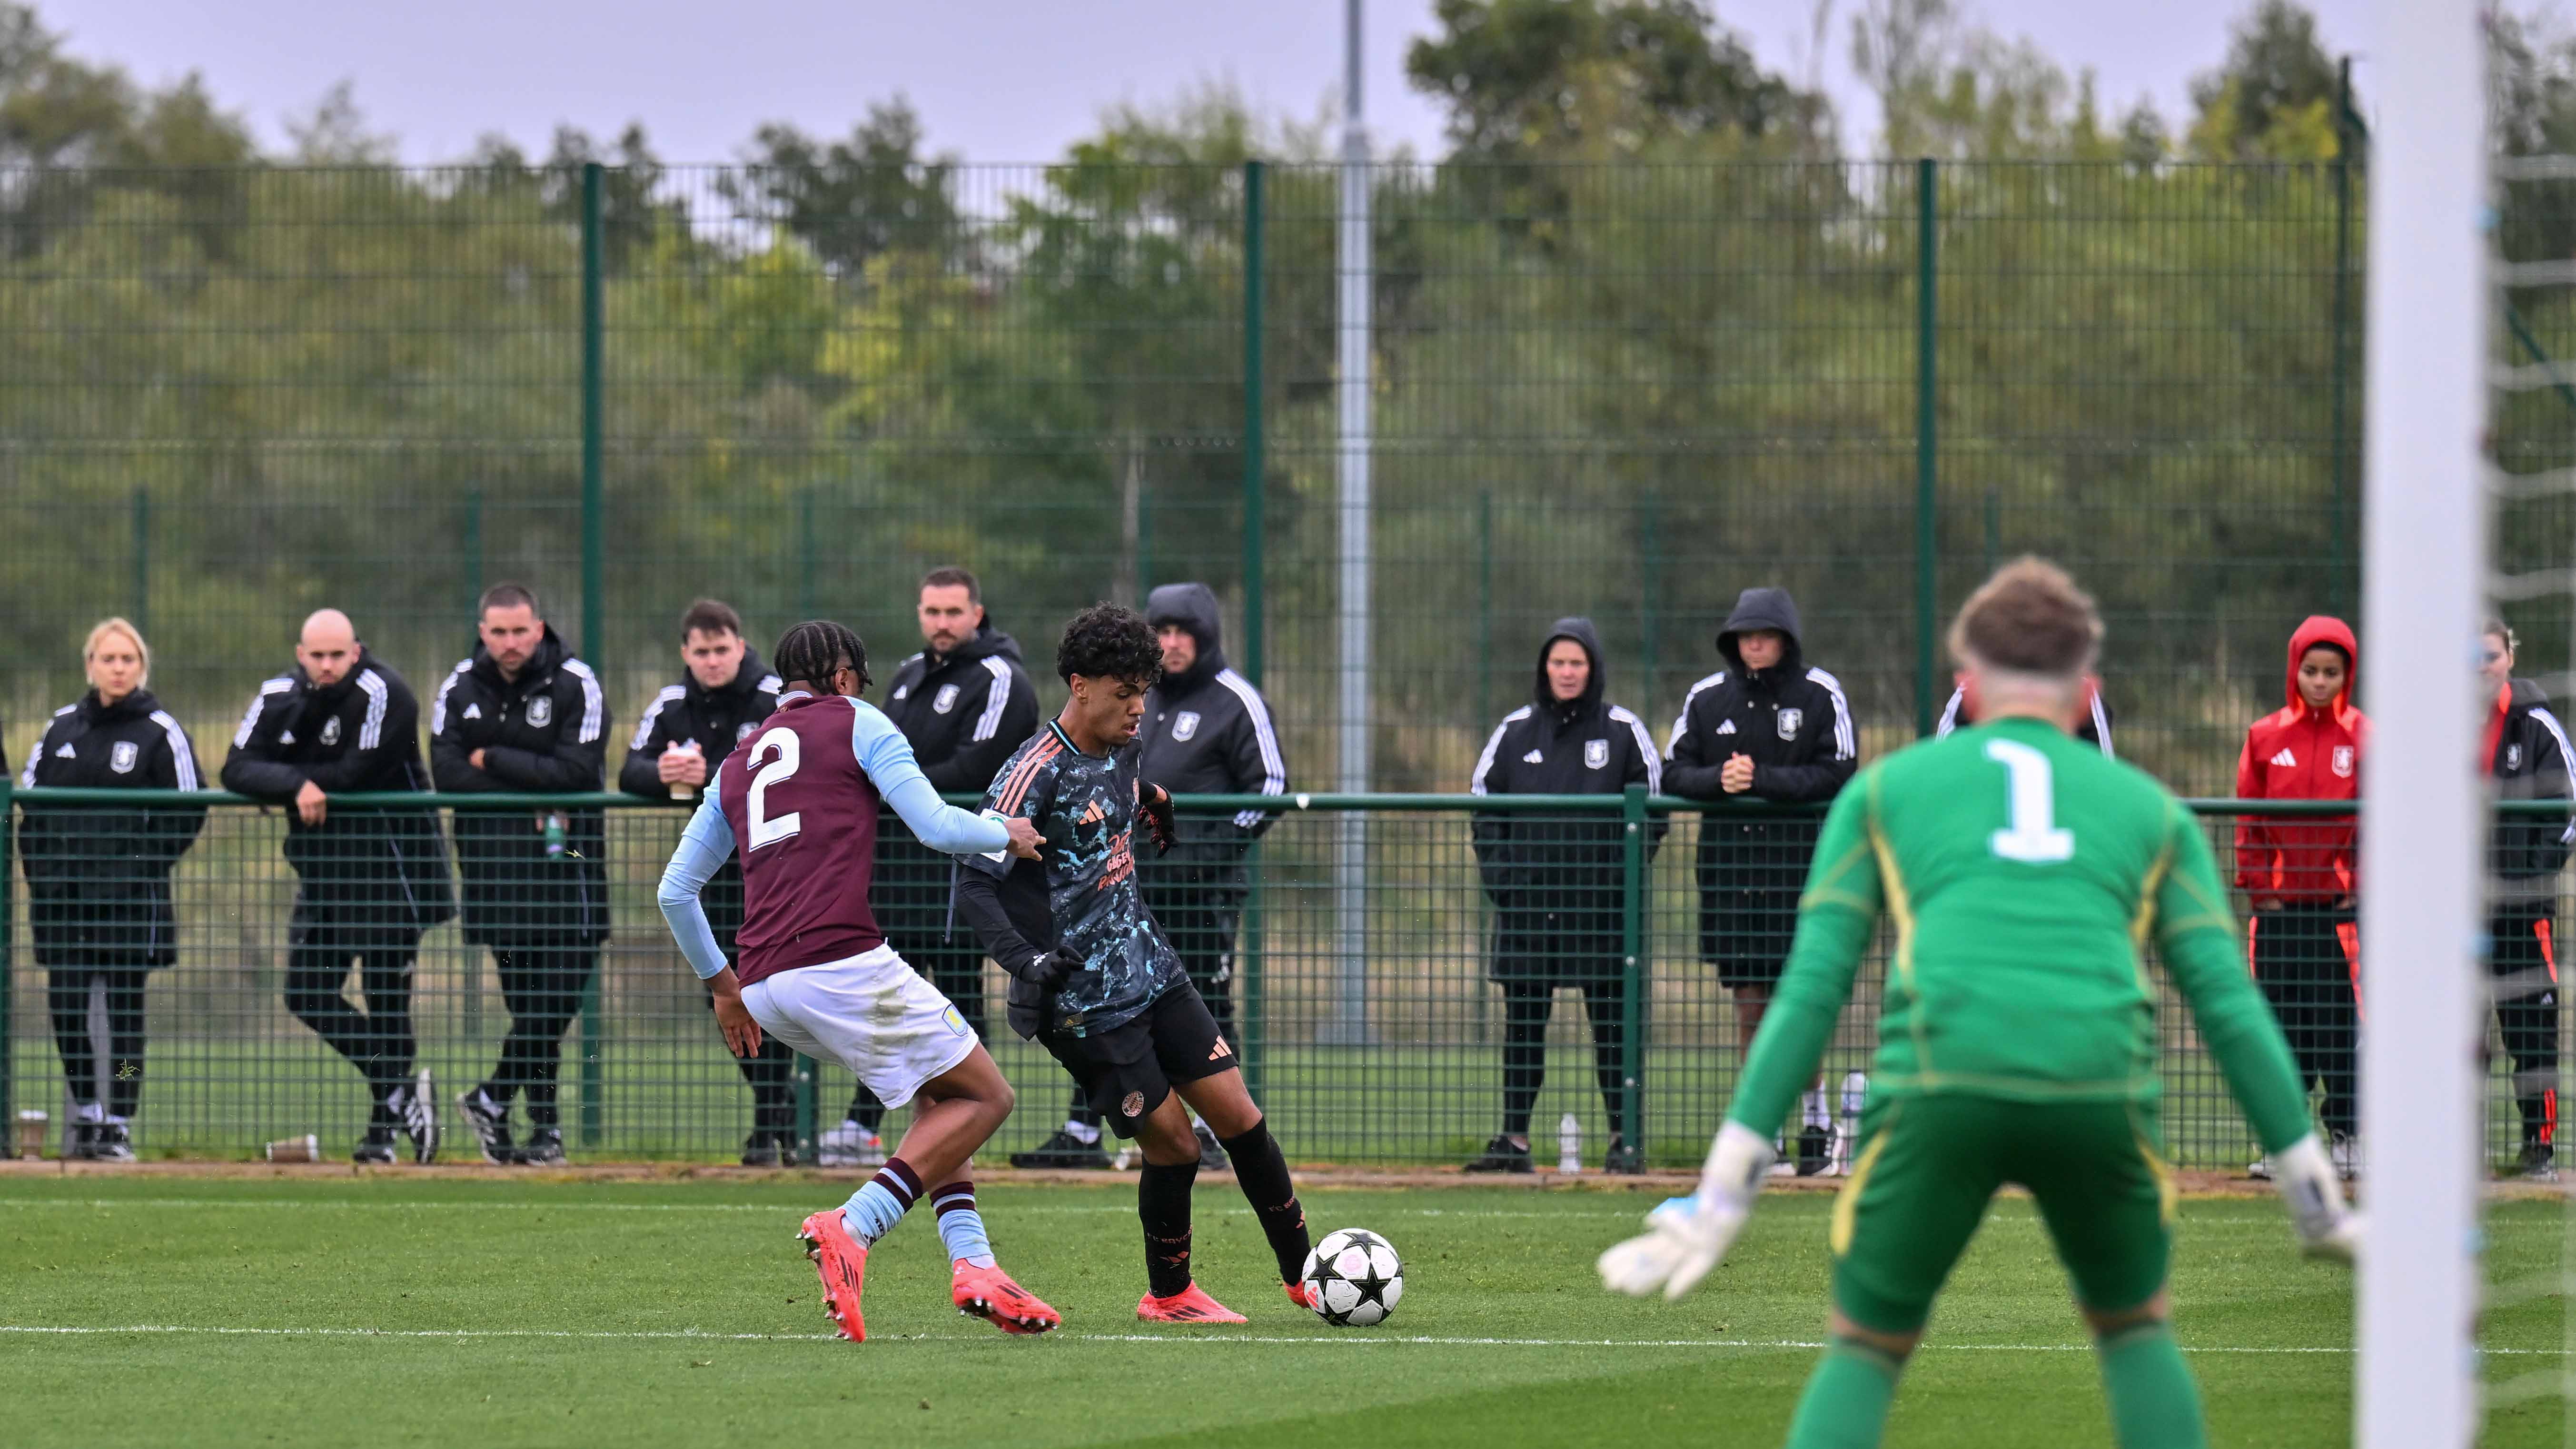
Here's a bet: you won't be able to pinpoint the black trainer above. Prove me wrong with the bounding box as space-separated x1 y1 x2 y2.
455 1087 513 1165
1194 1121 1229 1170
353 1127 399 1165
2520 1141 2558 1182
1010 1128 1112 1170
1796 1123 1833 1177
1463 1134 1534 1173
65 1122 98 1161
741 1132 784 1168
516 1127 566 1166
1603 1135 1645 1175
91 1122 136 1163
395 1069 440 1164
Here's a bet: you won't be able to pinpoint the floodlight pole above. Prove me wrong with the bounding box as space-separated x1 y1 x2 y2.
1327 0 1375 1045
2357 7 2485 1446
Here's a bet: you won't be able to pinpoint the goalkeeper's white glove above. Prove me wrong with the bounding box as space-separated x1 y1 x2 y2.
2270 1132 2361 1265
1598 1121 1774 1300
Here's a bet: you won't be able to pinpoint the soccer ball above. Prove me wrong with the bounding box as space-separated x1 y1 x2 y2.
1299 1227 1404 1327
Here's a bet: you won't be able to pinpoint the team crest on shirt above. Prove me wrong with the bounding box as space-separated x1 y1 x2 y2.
2331 745 2355 778
891 684 910 700
2507 744 2524 772
1121 1091 1145 1118
526 695 553 728
1172 710 1201 742
109 741 139 774
1584 738 1609 769
941 1006 970 1038
932 684 961 714
319 715 342 747
1777 707 1804 740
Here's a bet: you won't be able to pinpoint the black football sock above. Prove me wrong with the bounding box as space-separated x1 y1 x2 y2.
1220 1121 1311 1284
1138 1160 1199 1298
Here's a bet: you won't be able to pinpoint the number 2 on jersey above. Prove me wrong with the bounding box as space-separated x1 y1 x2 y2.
1984 737 2074 863
745 726 803 850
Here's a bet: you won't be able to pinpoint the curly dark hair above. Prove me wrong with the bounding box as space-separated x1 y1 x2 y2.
1056 601 1162 686
773 619 872 695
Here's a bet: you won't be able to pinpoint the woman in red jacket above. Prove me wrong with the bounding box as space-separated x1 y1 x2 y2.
2235 615 2366 1173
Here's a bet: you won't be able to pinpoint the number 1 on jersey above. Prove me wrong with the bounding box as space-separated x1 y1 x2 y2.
745 726 803 850
1985 737 2074 863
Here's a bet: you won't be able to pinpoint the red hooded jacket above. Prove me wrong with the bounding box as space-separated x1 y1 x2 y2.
2235 616 2367 903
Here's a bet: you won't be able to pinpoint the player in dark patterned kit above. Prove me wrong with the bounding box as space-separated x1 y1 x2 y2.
955 603 1316 1324
658 620 1059 1343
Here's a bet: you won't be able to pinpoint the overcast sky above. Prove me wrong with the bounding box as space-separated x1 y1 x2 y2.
50 0 2379 165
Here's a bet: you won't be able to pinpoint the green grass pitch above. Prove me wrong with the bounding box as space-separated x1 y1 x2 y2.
0 1176 2559 1448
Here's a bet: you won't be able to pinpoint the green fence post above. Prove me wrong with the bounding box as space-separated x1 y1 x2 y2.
130 487 149 640
2328 56 2357 618
1477 490 1495 727
791 486 822 1153
0 767 13 1142
1241 158 1266 686
1239 842 1266 1103
1639 492 1663 706
1982 486 2000 580
577 160 607 1149
794 1051 818 1166
463 489 485 605
1619 784 1647 1162
1914 157 1940 739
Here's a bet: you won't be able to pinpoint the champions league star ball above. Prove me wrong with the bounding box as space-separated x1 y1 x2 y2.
1299 1228 1404 1327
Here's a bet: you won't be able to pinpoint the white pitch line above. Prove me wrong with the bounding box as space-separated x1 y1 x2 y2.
0 1324 2560 1356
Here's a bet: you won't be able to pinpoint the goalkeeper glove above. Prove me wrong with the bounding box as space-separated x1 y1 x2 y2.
2269 1132 2361 1265
1598 1120 1775 1300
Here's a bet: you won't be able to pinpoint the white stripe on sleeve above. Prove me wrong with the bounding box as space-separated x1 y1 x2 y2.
1807 667 1857 760
1935 685 1964 739
631 685 684 753
235 677 293 748
2089 691 2115 759
564 659 604 744
430 662 468 735
1667 671 1726 761
1611 706 1661 794
1216 669 1287 828
1471 708 1529 795
972 657 1013 743
355 670 389 751
150 710 199 790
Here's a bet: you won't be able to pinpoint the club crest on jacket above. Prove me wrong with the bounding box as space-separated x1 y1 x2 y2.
1584 738 1608 769
933 683 961 714
1172 710 1200 742
109 741 139 773
2332 745 2354 778
1776 706 1803 740
319 715 342 746
526 695 553 728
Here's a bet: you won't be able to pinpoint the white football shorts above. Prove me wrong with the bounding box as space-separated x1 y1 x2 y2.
740 943 979 1110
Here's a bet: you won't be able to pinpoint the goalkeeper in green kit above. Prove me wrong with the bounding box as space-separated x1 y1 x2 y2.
1601 558 2359 1449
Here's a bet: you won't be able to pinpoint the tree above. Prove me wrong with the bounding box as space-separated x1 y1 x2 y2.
717 99 961 280
2185 0 2345 162
1406 0 1819 162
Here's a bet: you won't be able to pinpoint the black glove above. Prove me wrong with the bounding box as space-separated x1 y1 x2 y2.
1020 944 1086 994
1139 782 1177 857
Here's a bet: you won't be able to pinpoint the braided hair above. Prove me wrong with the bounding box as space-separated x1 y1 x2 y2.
774 619 871 695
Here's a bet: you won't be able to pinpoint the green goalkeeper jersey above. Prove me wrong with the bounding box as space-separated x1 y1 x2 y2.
1726 715 2315 1153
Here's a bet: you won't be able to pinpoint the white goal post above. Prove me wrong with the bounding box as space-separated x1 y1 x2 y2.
2357 2 2488 1445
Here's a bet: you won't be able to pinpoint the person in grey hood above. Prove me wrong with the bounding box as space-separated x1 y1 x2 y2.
822 566 1041 1167
1664 586 1856 1171
1010 581 1289 1170
1465 617 1663 1174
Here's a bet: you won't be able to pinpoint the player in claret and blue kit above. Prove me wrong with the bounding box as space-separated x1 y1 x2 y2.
657 620 1060 1342
1600 559 2360 1449
956 603 1316 1324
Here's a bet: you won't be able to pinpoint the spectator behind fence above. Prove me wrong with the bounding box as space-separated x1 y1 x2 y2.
431 583 611 1167
1663 586 1857 1174
1937 672 2115 756
2235 615 2365 1181
1466 617 1663 1175
2481 618 2574 1181
620 598 798 1166
221 609 454 1165
825 566 1039 1170
17 617 206 1161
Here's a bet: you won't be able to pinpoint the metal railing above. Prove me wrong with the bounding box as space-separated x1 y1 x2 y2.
8 785 2552 1170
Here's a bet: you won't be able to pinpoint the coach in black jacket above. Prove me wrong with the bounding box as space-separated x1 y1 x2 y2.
430 584 610 1165
620 598 799 1165
223 610 453 1163
19 617 206 1160
830 567 1041 1158
1465 617 1663 1175
1664 587 1856 1055
2483 619 2575 1176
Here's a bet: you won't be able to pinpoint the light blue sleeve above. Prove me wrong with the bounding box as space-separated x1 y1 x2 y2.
656 784 738 981
852 702 1011 856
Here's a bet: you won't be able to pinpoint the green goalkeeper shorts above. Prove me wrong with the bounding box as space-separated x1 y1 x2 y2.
1827 1093 2178 1335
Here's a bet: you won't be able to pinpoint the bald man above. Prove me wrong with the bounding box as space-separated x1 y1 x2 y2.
224 611 455 1164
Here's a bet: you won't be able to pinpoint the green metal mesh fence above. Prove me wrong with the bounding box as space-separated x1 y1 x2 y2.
0 159 2367 796
8 792 2544 1171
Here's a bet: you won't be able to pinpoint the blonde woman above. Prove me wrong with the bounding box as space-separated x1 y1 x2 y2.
16 618 207 1161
